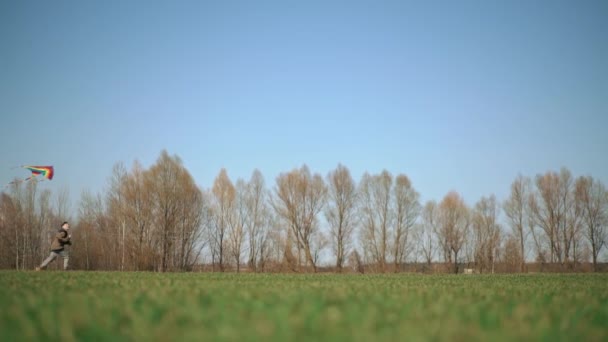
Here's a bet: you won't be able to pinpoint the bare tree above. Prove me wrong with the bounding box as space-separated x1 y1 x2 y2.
503 175 531 272
419 201 438 268
122 161 154 270
311 229 329 266
502 233 522 273
575 176 608 271
529 168 577 266
260 213 291 272
325 164 357 272
472 195 501 273
229 179 247 272
529 171 561 263
245 169 269 272
35 188 53 270
147 150 201 272
172 172 205 271
358 171 420 273
211 168 235 272
97 152 206 272
76 189 106 270
0 180 55 270
559 169 581 268
0 193 14 268
358 171 392 272
391 174 420 272
106 162 128 270
273 165 327 272
437 192 469 273
197 190 214 267
14 182 35 270
569 188 585 269
16 181 40 270
55 185 71 223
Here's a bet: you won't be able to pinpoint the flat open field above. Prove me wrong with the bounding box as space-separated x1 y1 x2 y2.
0 272 606 341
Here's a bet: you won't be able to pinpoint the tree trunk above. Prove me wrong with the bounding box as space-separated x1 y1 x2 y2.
519 231 525 273
592 245 598 272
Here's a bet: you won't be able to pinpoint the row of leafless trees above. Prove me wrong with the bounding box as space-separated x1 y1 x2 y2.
75 151 206 272
503 170 608 272
1 151 606 272
0 181 70 270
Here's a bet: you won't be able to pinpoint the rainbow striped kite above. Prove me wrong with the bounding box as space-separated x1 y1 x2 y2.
4 165 54 188
22 166 54 181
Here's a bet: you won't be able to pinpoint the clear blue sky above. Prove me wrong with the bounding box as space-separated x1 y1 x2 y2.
1 1 607 213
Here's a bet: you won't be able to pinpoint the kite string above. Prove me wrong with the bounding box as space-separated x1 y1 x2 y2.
3 166 50 188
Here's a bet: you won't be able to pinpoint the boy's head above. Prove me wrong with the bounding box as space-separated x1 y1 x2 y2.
62 221 69 230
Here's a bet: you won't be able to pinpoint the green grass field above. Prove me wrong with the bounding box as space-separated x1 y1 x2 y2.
1 272 606 341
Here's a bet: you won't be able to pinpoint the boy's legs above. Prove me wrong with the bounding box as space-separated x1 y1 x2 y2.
39 251 59 269
59 250 69 270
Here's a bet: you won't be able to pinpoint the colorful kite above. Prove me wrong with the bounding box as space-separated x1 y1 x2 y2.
4 165 54 188
21 166 54 181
